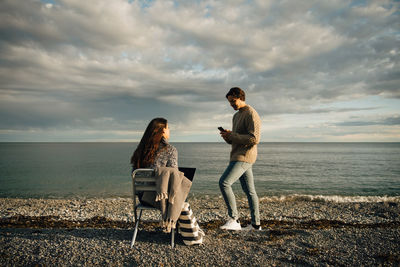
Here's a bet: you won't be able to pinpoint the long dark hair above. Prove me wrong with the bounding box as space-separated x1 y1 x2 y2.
130 118 168 168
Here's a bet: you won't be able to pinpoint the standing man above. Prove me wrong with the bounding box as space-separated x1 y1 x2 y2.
219 87 261 231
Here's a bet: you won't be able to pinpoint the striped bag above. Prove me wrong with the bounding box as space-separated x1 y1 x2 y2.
178 202 205 245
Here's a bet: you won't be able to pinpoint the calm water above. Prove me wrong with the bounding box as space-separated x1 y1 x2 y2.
0 142 399 199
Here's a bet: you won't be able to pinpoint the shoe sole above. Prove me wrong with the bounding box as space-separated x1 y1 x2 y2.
219 227 242 231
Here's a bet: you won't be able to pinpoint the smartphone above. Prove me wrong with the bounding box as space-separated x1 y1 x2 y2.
218 127 226 132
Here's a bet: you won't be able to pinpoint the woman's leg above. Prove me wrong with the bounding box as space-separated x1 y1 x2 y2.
178 202 204 245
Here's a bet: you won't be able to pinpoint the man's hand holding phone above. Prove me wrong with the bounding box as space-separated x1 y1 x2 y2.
219 126 231 140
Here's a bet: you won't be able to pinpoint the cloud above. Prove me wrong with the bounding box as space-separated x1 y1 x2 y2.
336 115 400 126
0 0 399 141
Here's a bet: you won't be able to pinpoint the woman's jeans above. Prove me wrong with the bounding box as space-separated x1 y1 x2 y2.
219 161 260 225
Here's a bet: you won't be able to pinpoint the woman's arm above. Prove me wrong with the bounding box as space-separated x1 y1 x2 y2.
166 145 178 168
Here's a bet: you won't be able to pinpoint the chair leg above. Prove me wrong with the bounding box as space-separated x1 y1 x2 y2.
171 227 175 248
130 209 143 248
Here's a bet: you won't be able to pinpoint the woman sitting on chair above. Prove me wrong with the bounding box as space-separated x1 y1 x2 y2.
131 117 177 206
130 117 204 245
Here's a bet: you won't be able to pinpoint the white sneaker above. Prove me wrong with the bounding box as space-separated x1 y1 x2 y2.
242 224 262 231
220 218 241 230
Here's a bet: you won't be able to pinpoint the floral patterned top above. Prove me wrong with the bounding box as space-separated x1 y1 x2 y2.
150 141 178 169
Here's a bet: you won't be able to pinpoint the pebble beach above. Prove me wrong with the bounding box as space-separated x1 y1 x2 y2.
1 196 399 266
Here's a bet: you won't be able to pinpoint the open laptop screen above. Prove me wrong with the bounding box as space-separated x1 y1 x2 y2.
178 167 196 181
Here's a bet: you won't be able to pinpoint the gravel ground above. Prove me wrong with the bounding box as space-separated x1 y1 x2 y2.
1 196 399 266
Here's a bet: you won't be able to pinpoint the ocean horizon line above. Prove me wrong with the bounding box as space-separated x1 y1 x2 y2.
1 141 400 144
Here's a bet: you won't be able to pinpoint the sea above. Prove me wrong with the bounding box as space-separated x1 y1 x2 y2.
0 142 399 202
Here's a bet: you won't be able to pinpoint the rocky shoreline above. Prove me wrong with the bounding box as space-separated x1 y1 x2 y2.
1 196 399 266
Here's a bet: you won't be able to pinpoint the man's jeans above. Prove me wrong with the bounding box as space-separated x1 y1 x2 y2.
219 161 260 225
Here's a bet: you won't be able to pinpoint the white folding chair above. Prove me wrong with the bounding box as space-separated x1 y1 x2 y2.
130 168 176 248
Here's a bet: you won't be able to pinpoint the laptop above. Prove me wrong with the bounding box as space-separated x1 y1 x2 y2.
178 167 196 181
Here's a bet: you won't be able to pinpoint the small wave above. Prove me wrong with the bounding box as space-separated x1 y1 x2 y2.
260 194 400 203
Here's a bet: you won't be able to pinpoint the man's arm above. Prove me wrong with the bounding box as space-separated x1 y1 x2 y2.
228 112 260 146
220 130 232 144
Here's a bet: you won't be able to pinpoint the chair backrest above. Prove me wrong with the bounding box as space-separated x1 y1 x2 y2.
131 167 196 208
131 168 180 248
131 168 156 209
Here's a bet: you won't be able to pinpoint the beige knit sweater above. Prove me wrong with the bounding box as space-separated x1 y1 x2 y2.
226 105 261 164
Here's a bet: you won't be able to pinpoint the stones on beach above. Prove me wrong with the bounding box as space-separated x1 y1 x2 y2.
0 196 400 266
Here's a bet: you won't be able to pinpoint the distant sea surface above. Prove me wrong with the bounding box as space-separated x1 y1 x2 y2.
1 142 399 201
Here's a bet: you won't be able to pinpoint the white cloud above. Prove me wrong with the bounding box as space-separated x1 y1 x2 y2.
0 0 399 141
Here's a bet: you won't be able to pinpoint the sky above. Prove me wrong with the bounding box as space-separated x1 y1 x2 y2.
0 0 399 142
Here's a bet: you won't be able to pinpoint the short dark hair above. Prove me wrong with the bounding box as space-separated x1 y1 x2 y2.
226 87 245 101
